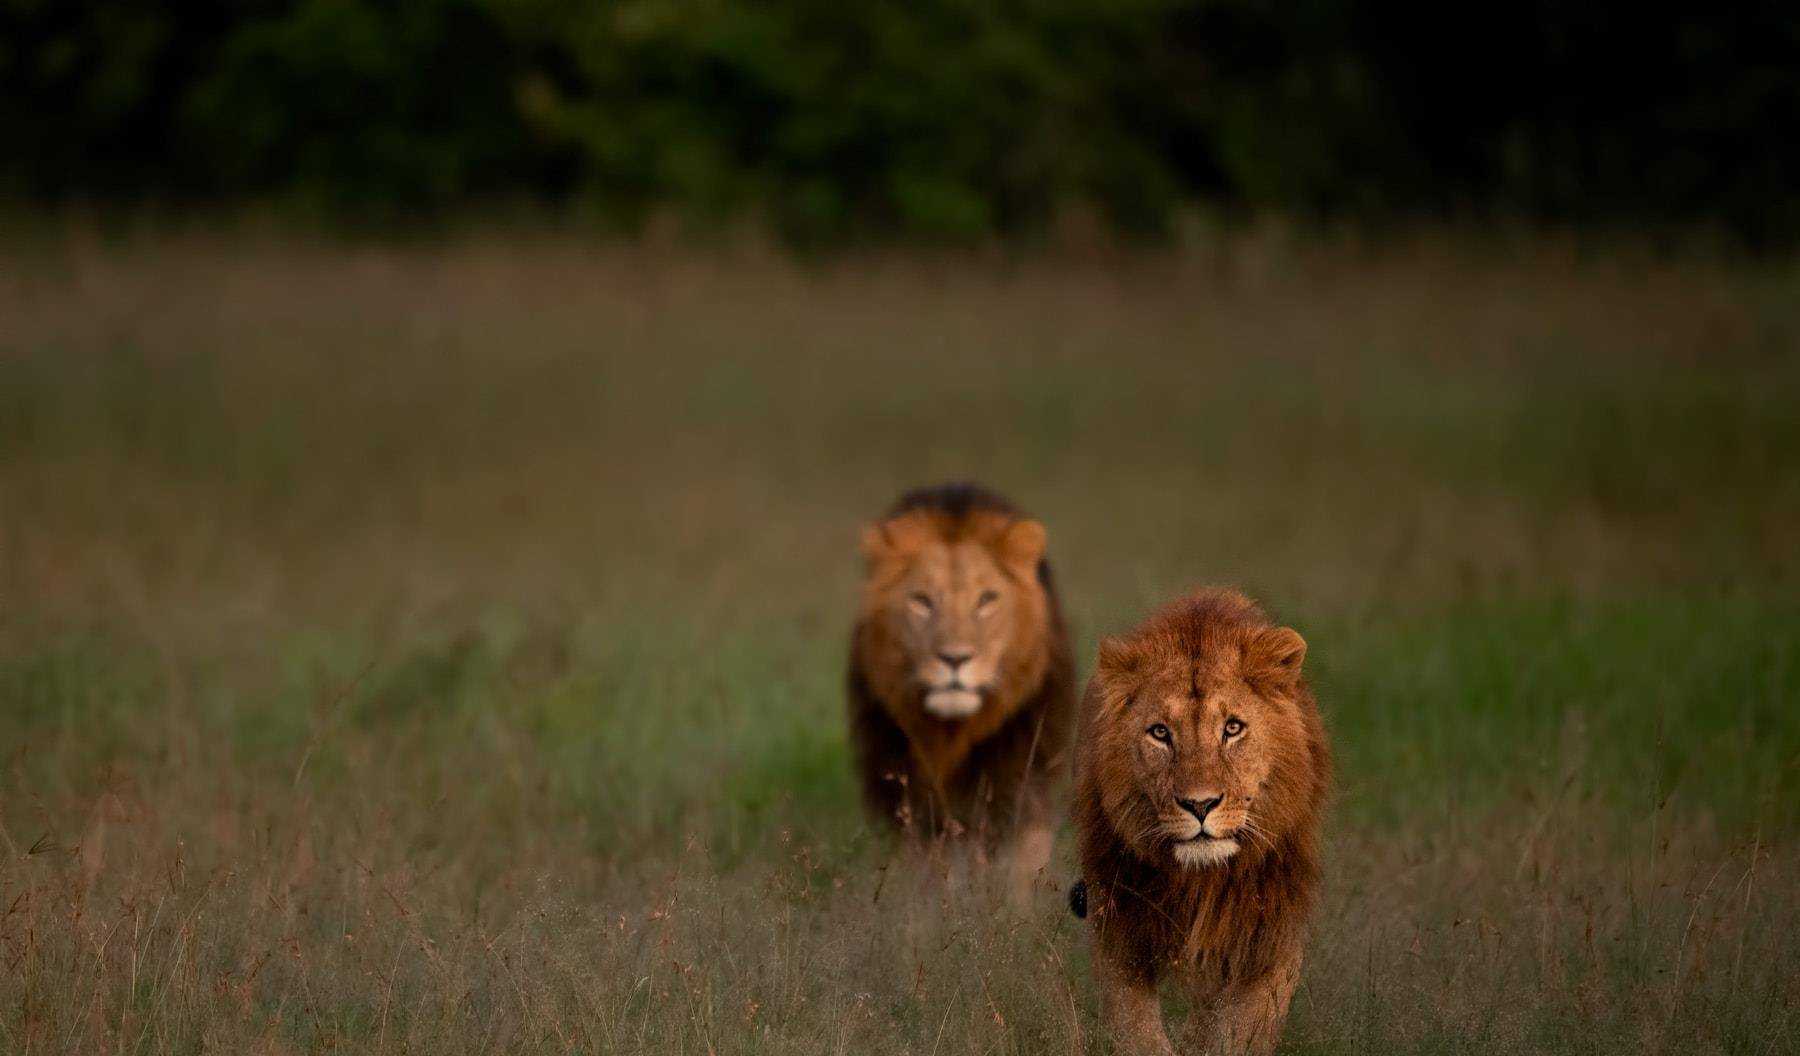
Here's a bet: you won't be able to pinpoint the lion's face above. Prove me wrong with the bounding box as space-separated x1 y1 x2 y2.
860 510 1049 720
1090 624 1309 868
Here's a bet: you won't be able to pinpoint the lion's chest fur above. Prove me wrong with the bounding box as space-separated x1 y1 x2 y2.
885 661 1043 789
1086 838 1317 985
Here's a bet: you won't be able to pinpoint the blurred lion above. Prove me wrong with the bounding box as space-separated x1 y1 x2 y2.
847 483 1075 894
1071 588 1330 1056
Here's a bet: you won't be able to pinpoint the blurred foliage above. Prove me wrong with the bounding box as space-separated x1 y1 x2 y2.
3 0 1798 242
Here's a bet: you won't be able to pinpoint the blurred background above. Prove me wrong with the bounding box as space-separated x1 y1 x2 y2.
5 0 1800 244
2 4 1798 1055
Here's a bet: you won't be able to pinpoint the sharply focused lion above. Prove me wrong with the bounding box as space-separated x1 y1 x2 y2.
1071 588 1331 1056
847 483 1075 891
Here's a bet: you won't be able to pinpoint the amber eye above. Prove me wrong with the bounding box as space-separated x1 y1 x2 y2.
907 593 934 617
975 589 1000 616
1224 718 1246 739
1147 723 1172 744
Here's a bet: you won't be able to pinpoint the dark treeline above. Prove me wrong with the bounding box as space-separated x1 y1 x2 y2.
5 0 1797 244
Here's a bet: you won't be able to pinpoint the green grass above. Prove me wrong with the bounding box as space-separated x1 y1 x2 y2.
1 228 1797 1053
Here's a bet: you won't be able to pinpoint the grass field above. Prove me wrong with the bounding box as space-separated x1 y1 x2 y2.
2 228 1798 1054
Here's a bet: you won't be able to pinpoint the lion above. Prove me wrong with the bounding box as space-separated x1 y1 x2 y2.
847 483 1075 894
1070 588 1330 1056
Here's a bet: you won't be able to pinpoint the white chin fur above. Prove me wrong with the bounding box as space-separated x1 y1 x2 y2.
1173 838 1240 867
923 688 982 718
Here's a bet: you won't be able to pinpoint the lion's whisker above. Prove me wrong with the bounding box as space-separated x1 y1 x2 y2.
1237 818 1278 852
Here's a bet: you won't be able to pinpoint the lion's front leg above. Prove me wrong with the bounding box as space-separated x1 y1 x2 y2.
1172 969 1223 1055
1092 931 1176 1056
1191 946 1302 1056
1003 821 1053 907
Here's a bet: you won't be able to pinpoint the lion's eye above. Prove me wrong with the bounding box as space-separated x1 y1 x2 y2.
975 590 999 616
1147 723 1172 744
907 593 934 617
1224 718 1246 739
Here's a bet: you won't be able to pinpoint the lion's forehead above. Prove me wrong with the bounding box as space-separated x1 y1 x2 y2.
1135 654 1278 705
906 540 1006 593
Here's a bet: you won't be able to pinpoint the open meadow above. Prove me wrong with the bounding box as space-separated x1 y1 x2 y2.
2 228 1798 1054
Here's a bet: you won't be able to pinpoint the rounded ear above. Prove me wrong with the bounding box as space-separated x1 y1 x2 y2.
1096 635 1146 715
998 518 1047 573
859 522 893 563
1096 634 1142 677
1254 627 1307 678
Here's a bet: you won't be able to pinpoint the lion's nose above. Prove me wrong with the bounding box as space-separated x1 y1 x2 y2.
937 648 975 669
1177 796 1222 825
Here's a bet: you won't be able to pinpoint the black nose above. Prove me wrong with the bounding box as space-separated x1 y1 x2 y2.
938 648 974 668
1177 796 1222 824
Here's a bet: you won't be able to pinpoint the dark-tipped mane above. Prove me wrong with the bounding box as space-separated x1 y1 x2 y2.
884 481 1056 593
885 481 1021 522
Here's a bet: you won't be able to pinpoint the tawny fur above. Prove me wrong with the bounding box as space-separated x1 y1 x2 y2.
847 484 1075 860
1072 588 1331 1056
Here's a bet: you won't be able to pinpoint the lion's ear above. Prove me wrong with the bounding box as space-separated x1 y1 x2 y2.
1096 635 1146 714
1250 627 1307 682
1097 635 1143 678
859 522 895 565
997 518 1047 575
